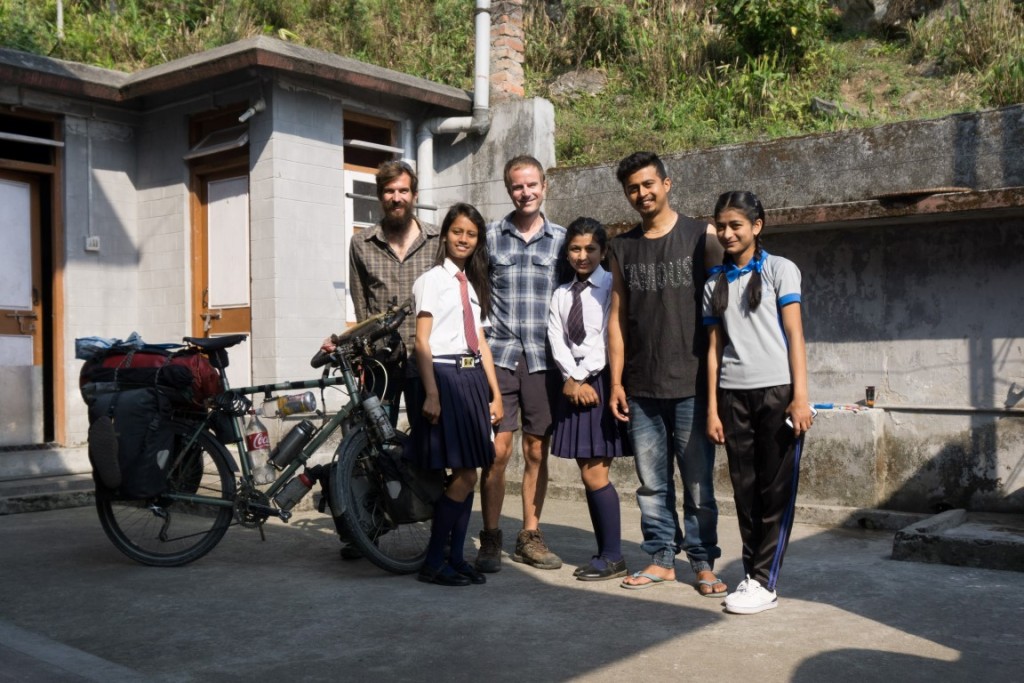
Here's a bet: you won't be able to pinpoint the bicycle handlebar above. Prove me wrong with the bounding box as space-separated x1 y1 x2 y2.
310 299 413 369
309 349 333 369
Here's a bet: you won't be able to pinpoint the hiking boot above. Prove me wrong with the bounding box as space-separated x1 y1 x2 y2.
512 529 563 570
474 528 503 573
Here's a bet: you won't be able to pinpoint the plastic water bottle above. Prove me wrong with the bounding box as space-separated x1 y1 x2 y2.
259 391 317 418
244 411 276 485
362 394 396 442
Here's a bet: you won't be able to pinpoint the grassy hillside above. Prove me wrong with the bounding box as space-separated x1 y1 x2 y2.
2 0 1022 166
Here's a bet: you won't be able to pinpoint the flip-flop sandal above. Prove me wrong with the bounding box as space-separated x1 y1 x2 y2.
620 571 671 590
697 578 728 597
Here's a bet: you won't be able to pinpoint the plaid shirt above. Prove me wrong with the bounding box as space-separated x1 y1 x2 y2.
485 212 566 373
349 219 440 349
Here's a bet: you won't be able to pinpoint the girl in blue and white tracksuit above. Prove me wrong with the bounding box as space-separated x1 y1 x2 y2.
704 191 814 615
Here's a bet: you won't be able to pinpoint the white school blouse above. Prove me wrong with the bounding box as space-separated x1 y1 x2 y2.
412 258 485 357
547 264 612 382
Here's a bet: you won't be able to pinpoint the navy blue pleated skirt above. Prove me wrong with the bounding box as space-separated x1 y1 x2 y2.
404 357 496 471
551 370 631 460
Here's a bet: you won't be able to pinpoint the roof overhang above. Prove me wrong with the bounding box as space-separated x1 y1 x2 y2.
0 36 472 114
767 187 1024 232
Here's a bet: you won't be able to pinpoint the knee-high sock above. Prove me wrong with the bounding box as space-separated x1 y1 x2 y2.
426 495 463 569
585 486 605 557
588 483 622 562
448 492 474 565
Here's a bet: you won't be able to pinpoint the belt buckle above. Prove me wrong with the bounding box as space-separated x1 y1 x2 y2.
460 356 475 369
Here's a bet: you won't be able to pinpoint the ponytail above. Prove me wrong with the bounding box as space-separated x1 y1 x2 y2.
747 236 764 312
711 271 730 315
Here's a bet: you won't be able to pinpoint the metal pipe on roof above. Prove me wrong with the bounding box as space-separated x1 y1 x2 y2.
416 0 491 224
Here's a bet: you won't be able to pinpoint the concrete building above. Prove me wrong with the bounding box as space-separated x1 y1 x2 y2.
0 8 553 478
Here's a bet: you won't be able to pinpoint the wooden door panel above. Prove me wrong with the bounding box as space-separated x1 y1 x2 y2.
192 168 251 388
0 171 44 445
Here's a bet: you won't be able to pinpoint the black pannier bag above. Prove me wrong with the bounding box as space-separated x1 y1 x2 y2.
383 443 445 524
310 434 444 541
87 387 175 499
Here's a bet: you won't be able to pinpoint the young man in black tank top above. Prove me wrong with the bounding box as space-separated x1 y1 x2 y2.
607 151 727 595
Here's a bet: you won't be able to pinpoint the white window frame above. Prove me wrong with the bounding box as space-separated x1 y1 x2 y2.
343 169 381 324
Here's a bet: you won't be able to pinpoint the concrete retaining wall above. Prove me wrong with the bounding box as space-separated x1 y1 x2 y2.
537 105 1024 515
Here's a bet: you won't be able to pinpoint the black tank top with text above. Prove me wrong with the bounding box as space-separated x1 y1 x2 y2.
609 215 708 399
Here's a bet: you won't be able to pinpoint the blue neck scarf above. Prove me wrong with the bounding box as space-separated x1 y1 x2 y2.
708 250 768 283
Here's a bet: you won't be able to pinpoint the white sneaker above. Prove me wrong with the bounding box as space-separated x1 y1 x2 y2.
724 575 778 614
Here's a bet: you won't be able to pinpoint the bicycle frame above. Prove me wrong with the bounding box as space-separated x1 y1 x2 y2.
164 351 371 520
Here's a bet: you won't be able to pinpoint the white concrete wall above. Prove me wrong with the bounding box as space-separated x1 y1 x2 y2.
62 116 140 445
135 108 191 342
250 84 347 386
431 97 556 224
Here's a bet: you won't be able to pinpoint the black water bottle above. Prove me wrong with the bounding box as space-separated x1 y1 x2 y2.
273 471 314 511
268 419 316 470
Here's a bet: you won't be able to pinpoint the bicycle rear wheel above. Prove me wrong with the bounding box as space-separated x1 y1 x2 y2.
96 422 236 567
332 430 431 574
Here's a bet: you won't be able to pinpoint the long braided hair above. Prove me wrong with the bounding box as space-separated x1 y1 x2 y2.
711 191 766 316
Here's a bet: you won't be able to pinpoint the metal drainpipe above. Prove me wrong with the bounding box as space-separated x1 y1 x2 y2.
416 0 492 224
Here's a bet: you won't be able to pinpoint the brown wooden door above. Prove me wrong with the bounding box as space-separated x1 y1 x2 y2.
0 171 44 445
191 168 251 387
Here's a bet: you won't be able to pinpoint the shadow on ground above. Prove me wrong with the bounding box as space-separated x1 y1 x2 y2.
1 496 1023 682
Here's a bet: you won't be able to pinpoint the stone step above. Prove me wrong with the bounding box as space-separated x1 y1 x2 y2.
893 509 1024 572
0 474 96 514
0 473 328 516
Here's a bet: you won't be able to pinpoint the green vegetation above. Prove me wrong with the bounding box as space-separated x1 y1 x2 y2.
1 0 1023 166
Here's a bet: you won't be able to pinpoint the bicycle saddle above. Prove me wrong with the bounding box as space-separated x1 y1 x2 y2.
182 334 248 351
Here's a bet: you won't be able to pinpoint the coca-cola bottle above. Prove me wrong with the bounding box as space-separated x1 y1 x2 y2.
244 410 276 485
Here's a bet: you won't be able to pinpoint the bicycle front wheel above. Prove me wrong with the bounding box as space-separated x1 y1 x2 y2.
332 430 431 574
95 422 236 567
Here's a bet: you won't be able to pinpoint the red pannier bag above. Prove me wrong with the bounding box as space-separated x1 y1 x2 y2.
80 348 222 408
169 348 223 406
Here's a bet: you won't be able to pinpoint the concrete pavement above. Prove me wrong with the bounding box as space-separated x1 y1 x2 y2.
2 495 1023 682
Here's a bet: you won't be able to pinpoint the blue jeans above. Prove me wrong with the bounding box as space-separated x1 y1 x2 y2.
627 396 721 572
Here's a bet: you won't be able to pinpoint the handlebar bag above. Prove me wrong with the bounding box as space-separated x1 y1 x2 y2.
87 387 174 499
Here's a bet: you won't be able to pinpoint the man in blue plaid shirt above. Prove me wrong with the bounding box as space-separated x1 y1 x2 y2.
474 155 566 573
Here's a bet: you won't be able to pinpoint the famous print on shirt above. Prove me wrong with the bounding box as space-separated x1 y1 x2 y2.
609 215 708 399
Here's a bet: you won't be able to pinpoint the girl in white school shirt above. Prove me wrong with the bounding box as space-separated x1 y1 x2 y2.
408 203 503 587
548 217 631 581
